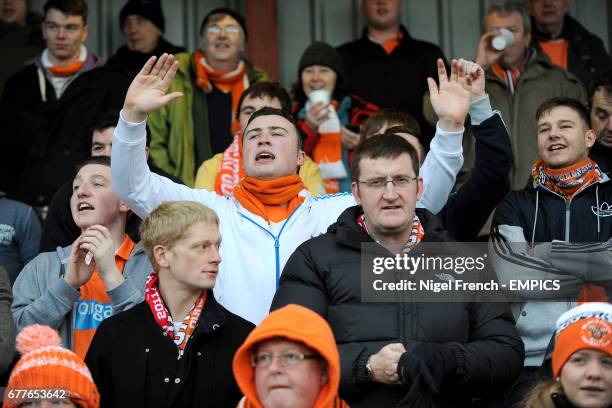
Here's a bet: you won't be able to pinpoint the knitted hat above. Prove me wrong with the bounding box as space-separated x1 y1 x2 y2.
552 302 612 378
297 41 347 84
4 325 100 408
120 0 165 33
199 7 248 41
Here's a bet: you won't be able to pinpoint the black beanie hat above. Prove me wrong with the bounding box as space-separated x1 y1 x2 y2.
199 7 248 42
120 0 165 33
298 41 346 83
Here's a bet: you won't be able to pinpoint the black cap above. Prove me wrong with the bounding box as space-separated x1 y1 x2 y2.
199 7 248 42
298 41 346 84
119 0 165 33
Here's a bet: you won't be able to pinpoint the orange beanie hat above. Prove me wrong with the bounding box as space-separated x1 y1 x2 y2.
552 302 612 378
3 325 100 408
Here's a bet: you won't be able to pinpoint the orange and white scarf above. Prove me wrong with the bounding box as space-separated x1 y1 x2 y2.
532 158 601 200
357 211 425 252
308 101 346 194
194 50 249 133
233 175 305 224
144 273 206 357
215 132 245 195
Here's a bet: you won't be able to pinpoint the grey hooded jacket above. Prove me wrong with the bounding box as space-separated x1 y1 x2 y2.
11 242 152 349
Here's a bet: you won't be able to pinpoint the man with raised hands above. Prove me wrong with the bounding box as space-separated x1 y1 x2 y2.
111 53 471 324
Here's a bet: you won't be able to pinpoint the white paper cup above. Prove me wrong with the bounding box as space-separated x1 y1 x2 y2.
491 28 515 51
308 89 330 105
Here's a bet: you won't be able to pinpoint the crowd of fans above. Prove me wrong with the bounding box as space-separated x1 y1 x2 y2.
0 0 611 407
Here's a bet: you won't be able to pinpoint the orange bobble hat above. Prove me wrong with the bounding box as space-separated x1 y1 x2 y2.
552 302 612 378
3 325 100 408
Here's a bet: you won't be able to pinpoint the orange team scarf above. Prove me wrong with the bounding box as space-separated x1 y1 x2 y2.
194 49 249 133
531 158 601 201
215 132 246 196
539 39 569 70
492 63 521 93
144 273 206 358
48 59 85 77
313 101 343 194
73 235 136 360
233 175 305 224
357 211 425 252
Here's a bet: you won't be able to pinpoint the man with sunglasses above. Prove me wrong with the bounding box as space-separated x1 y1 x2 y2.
271 133 524 406
147 7 269 186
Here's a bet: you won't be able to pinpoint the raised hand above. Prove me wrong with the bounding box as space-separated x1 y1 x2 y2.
123 53 184 123
457 58 486 102
427 59 470 131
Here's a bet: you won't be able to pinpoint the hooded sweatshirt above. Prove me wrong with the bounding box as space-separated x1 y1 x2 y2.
232 304 348 408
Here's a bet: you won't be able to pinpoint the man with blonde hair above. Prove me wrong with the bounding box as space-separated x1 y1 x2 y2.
86 200 254 408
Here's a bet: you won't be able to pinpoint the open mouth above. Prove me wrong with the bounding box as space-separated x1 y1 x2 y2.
255 152 275 162
548 143 566 152
78 203 95 212
381 205 401 210
214 42 231 50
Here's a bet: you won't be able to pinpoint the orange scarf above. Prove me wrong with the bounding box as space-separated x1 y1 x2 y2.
233 175 305 224
215 132 245 195
194 50 249 133
492 63 521 89
48 59 85 77
532 158 601 200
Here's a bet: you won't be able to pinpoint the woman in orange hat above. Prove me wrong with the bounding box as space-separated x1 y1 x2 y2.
523 302 612 408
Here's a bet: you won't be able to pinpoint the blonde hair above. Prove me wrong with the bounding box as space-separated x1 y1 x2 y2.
140 201 219 272
522 381 563 408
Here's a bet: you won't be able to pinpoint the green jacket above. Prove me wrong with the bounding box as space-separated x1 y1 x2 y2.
148 52 269 186
462 49 586 190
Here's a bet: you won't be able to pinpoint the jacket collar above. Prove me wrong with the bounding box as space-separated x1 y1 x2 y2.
328 205 450 252
360 24 412 49
191 290 228 337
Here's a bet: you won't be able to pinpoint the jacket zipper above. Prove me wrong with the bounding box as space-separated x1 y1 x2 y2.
537 180 601 241
239 204 303 289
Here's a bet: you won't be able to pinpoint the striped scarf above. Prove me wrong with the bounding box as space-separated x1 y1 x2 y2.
144 273 206 357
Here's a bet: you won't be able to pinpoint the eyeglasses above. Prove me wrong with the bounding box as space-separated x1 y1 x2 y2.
251 351 320 368
357 176 419 190
44 22 83 33
206 24 240 35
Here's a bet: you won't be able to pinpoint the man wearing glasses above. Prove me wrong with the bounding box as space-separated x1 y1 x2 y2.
0 0 128 215
146 7 269 186
271 133 524 406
